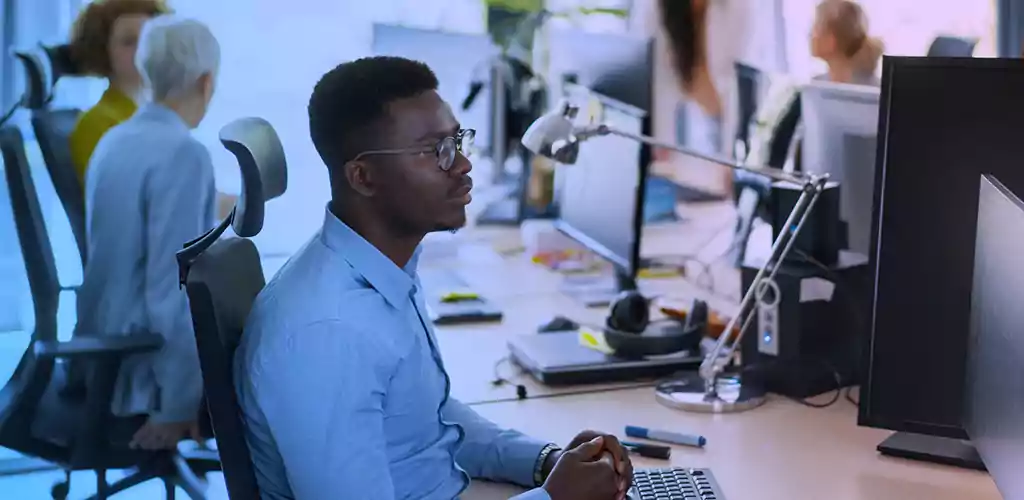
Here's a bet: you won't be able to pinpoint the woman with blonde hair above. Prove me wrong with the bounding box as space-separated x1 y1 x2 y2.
68 0 170 186
810 0 884 85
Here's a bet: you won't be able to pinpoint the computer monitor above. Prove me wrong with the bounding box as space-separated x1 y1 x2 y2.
800 80 880 256
862 56 1024 468
966 174 1024 496
545 29 653 113
556 85 648 297
371 24 496 151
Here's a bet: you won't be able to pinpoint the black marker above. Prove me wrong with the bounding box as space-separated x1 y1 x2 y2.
620 440 671 460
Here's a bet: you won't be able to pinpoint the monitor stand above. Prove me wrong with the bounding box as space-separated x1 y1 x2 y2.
877 432 985 471
559 269 638 308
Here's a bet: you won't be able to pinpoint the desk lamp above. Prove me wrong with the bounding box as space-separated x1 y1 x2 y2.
521 100 831 413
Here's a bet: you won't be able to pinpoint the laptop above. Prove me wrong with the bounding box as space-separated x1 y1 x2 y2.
508 331 701 385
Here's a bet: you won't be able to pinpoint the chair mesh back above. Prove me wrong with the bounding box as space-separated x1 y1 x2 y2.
184 237 263 498
767 97 802 171
927 36 977 58
0 126 60 440
0 127 59 339
30 109 86 266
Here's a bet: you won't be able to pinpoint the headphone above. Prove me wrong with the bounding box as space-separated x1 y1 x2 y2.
606 290 651 334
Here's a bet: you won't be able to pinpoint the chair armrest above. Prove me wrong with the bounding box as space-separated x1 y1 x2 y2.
33 334 164 360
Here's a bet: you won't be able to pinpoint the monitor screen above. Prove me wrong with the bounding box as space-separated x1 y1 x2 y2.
800 80 880 255
555 87 647 276
862 57 1024 439
372 24 496 150
545 29 653 113
966 174 1024 498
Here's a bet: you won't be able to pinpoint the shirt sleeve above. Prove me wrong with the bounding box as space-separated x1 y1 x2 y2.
255 319 397 499
442 398 549 487
143 139 216 423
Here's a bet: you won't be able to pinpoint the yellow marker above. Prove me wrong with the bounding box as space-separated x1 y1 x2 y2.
638 267 682 279
440 291 480 303
578 328 614 354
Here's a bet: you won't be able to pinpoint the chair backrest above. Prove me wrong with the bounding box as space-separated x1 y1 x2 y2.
927 36 977 58
180 117 287 499
0 126 61 447
30 108 86 266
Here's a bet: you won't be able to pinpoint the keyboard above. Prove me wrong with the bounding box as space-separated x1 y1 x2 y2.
628 467 724 500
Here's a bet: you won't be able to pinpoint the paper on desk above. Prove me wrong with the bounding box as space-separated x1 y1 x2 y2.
799 277 835 303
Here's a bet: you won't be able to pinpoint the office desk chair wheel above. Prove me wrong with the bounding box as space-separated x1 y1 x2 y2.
51 471 70 499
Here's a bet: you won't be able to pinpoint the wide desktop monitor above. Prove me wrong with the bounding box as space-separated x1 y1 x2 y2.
371 24 496 151
556 85 648 297
800 80 880 255
966 174 1024 497
862 56 1024 468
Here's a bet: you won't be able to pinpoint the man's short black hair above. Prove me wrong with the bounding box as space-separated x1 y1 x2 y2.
308 56 439 172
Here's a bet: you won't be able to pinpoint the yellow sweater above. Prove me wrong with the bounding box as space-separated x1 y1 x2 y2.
69 86 137 188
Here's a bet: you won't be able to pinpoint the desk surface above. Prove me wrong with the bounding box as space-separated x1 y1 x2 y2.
464 388 1000 500
256 200 999 499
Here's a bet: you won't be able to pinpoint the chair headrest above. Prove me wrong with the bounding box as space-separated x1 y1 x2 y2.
11 44 77 110
218 117 288 238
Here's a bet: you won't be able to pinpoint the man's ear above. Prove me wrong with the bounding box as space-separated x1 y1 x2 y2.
343 160 376 197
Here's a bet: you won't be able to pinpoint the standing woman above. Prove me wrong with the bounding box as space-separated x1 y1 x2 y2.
810 0 884 85
68 0 170 188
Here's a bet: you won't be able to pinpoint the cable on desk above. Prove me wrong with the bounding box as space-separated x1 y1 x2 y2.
491 356 528 400
844 386 860 407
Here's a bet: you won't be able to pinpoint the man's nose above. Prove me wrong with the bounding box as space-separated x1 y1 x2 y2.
450 151 473 176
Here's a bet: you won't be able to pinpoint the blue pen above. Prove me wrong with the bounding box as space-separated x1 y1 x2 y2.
625 425 706 448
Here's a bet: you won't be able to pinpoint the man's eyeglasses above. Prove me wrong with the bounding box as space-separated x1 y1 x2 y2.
351 129 476 172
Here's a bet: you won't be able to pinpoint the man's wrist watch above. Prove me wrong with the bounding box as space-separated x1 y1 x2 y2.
533 443 561 486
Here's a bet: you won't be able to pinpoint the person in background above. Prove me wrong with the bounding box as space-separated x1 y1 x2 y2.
73 15 220 451
234 56 634 500
810 0 884 85
68 0 170 185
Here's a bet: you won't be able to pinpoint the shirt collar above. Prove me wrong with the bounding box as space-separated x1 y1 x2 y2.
135 102 190 134
320 204 422 309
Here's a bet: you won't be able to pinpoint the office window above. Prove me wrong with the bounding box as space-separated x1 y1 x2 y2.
781 0 997 80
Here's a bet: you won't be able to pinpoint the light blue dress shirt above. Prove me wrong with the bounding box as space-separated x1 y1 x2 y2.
74 103 214 423
235 207 552 500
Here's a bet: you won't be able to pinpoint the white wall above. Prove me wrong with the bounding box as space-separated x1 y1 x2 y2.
168 0 485 256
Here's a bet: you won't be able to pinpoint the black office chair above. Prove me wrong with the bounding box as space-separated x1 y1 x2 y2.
177 117 288 500
13 43 89 268
0 125 219 500
31 108 87 267
927 36 977 57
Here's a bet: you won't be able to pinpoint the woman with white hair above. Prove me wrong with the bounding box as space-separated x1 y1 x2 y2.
72 15 221 450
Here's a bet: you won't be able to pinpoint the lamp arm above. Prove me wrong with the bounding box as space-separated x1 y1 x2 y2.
697 177 828 383
578 124 808 185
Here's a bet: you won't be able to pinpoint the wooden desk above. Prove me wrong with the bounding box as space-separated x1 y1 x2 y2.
463 388 1000 500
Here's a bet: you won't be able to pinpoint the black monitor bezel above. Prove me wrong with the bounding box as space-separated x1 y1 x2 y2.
860 55 1024 439
554 85 649 284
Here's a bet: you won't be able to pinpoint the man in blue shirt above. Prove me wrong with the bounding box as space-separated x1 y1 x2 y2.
234 56 634 500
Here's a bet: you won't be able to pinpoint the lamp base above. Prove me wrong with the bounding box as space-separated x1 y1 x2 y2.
654 371 767 413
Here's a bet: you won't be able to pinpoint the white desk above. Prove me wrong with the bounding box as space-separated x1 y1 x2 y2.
464 388 1000 500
